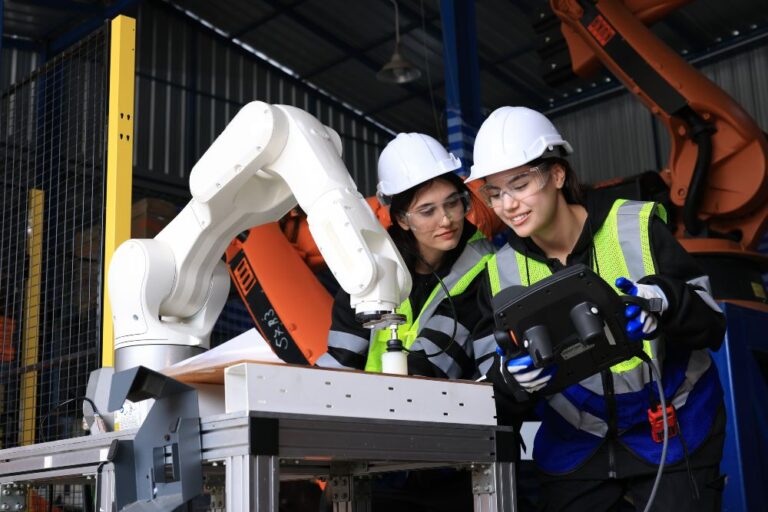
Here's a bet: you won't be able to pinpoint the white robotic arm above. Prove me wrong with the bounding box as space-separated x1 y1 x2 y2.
108 101 411 371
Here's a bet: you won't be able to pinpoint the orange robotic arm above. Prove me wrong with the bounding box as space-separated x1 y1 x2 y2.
552 0 768 254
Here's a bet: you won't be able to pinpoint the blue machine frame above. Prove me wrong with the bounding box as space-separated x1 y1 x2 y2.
711 302 768 511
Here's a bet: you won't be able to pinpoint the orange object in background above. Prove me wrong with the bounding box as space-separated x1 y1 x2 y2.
131 198 178 238
225 223 332 365
26 489 63 512
0 317 15 362
466 179 507 239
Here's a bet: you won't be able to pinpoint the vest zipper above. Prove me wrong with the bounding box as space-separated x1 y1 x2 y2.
601 369 618 479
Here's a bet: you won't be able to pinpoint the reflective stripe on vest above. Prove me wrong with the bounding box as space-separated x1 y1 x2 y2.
487 200 711 437
365 231 494 372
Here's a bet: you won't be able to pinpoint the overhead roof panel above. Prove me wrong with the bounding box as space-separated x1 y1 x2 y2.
373 94 439 137
296 0 393 49
237 15 346 75
3 0 766 137
4 0 99 41
310 58 406 112
474 0 537 64
170 0 274 36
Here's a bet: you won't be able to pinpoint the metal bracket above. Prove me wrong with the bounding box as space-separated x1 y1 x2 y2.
471 465 496 495
108 366 203 512
0 483 27 511
327 476 351 503
327 462 372 511
471 462 518 512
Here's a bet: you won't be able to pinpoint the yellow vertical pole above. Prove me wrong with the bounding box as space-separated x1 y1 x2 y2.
19 189 44 446
102 15 136 368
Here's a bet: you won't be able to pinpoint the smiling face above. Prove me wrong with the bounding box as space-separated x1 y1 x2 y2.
396 178 466 263
484 161 565 239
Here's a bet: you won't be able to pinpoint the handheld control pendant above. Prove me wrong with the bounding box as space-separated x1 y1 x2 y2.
492 264 646 395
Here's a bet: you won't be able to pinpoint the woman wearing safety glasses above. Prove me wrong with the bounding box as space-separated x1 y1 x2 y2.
468 107 726 511
316 132 495 380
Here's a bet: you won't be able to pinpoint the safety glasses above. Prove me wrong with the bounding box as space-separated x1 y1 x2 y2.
478 164 550 207
403 191 471 232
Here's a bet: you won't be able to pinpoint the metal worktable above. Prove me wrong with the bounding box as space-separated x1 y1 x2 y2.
0 363 518 511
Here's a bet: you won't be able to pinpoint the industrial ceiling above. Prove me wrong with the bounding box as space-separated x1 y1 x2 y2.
4 0 768 139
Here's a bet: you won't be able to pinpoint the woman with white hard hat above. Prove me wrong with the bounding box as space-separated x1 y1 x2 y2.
468 106 726 511
316 132 496 380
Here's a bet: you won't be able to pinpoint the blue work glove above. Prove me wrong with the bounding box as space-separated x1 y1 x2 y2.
497 348 554 393
616 277 668 340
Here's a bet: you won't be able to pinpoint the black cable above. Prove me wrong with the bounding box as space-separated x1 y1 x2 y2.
39 396 100 443
637 352 668 512
403 266 459 360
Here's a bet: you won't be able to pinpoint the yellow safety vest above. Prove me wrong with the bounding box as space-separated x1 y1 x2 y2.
365 230 493 372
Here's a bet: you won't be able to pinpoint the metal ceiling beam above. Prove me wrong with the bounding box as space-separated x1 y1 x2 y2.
302 13 440 80
229 0 308 39
259 0 425 97
397 1 550 104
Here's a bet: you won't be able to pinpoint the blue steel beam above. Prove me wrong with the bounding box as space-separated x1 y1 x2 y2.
399 1 549 108
440 0 482 175
47 0 144 56
366 42 535 117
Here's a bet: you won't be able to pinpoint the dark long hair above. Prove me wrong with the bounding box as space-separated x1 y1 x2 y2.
533 157 585 205
387 172 472 274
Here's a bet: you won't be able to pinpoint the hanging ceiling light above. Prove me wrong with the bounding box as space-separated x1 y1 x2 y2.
377 0 422 84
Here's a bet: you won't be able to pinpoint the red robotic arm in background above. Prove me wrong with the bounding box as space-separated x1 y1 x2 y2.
551 0 768 256
225 179 504 365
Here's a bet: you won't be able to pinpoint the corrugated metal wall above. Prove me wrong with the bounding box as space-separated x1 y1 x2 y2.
550 43 768 185
131 2 392 198
0 48 40 92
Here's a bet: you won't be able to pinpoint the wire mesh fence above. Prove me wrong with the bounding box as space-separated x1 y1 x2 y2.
0 26 109 448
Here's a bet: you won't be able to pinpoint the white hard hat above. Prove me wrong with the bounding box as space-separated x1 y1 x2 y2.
377 133 461 199
467 106 573 182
